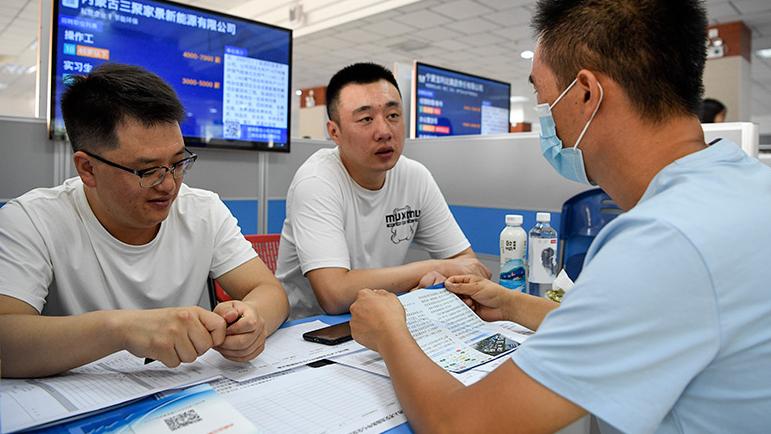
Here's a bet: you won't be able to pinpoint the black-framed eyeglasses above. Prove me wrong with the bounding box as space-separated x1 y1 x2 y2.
82 148 198 188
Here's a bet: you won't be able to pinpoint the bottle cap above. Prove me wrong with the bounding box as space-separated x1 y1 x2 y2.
536 212 551 223
505 214 523 226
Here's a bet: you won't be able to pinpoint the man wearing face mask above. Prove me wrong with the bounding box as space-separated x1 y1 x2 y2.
346 0 771 433
537 78 603 185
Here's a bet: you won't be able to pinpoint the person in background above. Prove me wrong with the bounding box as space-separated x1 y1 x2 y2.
0 64 289 378
699 97 727 123
349 0 771 432
276 62 490 318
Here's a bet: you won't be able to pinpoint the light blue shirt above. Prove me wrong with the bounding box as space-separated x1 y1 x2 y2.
512 139 771 433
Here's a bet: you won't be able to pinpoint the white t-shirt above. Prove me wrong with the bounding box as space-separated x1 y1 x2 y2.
0 177 256 315
276 147 470 318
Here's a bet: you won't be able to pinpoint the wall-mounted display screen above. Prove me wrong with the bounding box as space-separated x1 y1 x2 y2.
411 62 510 138
50 0 292 152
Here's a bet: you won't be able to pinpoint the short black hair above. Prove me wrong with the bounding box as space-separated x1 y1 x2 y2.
699 98 726 123
532 0 707 122
325 62 401 123
61 63 185 152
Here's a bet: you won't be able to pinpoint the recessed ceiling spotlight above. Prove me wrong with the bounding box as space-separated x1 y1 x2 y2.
520 50 534 60
757 48 771 59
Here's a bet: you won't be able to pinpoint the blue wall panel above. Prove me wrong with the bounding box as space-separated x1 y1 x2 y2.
264 199 561 256
267 199 287 234
3 198 561 253
222 199 259 235
449 205 561 256
0 199 260 235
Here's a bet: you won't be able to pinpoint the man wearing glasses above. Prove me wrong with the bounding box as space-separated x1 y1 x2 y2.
0 64 289 378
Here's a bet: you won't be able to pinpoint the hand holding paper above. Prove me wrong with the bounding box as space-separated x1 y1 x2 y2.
444 275 514 322
350 289 409 352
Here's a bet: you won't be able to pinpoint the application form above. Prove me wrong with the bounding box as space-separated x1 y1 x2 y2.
334 288 533 376
212 363 406 434
400 288 531 372
1 321 363 432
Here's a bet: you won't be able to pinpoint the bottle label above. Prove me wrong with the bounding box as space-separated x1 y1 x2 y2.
500 258 526 291
529 238 558 284
500 238 525 262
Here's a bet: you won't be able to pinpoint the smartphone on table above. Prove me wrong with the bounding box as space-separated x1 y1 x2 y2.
302 321 353 345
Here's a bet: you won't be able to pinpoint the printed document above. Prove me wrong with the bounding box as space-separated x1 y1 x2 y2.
30 384 257 434
1 321 362 432
331 345 511 386
0 351 221 433
212 363 406 434
334 288 533 375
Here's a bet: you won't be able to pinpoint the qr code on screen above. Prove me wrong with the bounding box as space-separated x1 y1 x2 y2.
164 409 202 431
224 121 242 139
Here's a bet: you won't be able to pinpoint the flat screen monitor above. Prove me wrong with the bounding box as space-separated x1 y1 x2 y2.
50 0 292 152
411 62 510 138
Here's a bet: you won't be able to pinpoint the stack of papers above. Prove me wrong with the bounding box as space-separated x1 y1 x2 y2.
1 289 533 433
0 321 379 433
212 364 406 433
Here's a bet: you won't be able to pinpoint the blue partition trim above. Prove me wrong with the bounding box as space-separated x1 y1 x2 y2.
449 205 561 256
266 199 560 256
222 199 259 235
0 200 259 234
267 199 287 234
2 197 559 254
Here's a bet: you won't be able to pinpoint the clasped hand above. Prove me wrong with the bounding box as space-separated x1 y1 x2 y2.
121 301 266 367
212 300 267 362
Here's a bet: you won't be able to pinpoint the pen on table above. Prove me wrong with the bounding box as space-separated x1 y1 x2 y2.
145 303 243 365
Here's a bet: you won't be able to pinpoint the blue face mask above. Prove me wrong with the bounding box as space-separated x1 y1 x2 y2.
536 78 603 185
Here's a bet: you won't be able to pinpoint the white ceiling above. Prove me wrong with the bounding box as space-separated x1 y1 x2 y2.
2 0 771 127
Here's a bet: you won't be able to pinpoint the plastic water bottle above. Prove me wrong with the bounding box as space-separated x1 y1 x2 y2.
499 214 527 291
528 212 558 297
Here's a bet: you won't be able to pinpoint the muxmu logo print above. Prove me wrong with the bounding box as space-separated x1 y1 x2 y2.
385 206 421 244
